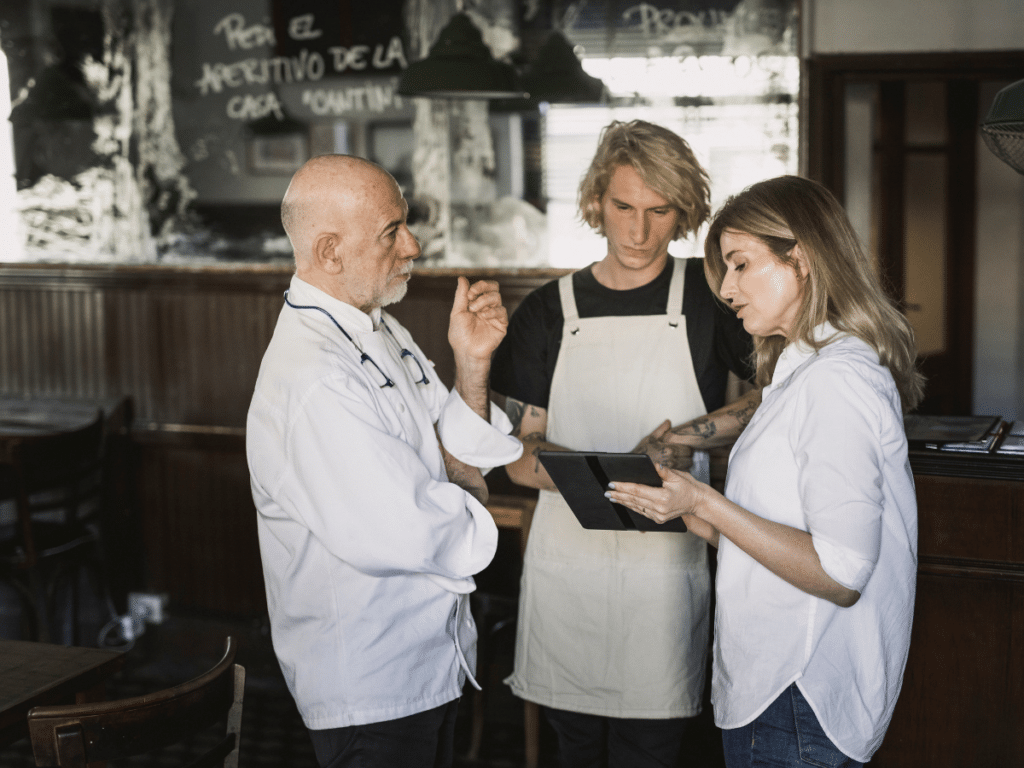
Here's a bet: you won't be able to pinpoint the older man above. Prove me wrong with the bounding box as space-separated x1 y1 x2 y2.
246 155 522 768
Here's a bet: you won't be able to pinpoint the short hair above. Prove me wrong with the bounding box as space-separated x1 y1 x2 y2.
577 120 711 240
703 175 925 412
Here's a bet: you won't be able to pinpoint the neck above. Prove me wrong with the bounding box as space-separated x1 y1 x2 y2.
591 253 669 290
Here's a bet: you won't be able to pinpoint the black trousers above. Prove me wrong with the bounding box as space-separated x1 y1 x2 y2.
542 706 696 768
307 699 460 768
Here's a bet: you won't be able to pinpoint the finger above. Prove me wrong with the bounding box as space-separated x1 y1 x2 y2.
451 276 470 317
650 419 671 440
467 279 500 303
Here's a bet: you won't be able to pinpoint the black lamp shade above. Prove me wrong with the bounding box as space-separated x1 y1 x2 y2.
398 12 527 99
522 32 606 104
981 78 1024 175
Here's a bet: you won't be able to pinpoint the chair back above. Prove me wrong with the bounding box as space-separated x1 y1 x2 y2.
27 637 245 768
0 409 106 568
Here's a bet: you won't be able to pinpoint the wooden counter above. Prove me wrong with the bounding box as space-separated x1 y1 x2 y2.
872 450 1024 766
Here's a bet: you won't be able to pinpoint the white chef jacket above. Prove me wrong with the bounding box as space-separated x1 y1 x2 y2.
714 323 917 762
246 275 522 730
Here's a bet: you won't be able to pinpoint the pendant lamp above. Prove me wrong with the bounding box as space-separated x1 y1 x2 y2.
981 78 1024 175
398 12 527 99
521 31 606 104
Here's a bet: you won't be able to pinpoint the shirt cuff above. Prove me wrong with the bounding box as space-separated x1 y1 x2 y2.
813 536 875 592
437 390 523 469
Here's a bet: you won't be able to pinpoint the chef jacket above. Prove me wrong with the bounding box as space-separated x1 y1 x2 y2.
247 274 522 730
715 323 917 762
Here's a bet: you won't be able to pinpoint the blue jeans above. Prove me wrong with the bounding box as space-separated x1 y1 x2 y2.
721 684 863 768
307 699 459 768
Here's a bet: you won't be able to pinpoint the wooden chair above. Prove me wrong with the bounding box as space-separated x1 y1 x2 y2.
0 410 108 643
28 636 245 768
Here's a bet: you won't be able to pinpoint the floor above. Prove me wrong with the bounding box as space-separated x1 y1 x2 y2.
0 606 554 768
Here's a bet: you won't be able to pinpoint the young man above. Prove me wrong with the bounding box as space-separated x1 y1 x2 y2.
492 121 758 767
247 155 522 768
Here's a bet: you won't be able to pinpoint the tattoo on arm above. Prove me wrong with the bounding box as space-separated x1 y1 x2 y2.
519 432 546 474
734 398 758 426
670 417 716 439
505 398 525 436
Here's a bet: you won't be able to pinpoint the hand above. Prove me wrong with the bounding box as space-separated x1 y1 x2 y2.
632 420 694 471
607 464 719 543
449 277 508 364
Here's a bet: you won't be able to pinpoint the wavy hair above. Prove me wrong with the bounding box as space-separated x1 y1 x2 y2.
703 175 924 412
578 120 711 240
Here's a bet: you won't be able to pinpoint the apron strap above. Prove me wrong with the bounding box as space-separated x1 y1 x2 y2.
667 258 686 324
558 272 581 331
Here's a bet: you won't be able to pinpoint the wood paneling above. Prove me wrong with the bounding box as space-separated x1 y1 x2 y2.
872 470 1024 767
0 263 561 615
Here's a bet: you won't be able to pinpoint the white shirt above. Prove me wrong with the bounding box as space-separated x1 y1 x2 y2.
714 324 917 762
246 275 522 730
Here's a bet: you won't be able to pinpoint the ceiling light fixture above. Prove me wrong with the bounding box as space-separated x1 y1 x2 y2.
397 12 527 100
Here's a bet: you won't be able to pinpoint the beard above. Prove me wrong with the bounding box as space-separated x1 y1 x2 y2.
377 265 412 307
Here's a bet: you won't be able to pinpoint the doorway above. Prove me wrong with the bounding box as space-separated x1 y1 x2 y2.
807 52 1024 416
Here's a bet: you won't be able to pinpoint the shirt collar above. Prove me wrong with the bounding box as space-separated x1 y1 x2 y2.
288 274 382 333
766 322 843 395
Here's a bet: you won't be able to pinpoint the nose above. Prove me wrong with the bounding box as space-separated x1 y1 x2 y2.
629 211 649 244
720 268 736 303
400 224 421 261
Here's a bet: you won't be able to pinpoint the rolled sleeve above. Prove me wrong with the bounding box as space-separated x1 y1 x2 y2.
436 389 523 469
793 362 886 591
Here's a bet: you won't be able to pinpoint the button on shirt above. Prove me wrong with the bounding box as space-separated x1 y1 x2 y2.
714 324 917 763
247 275 522 730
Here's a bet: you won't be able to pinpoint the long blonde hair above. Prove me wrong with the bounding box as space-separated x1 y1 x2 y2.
704 176 925 412
578 120 711 240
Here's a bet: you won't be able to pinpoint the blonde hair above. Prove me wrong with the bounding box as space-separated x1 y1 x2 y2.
704 175 925 412
578 120 710 239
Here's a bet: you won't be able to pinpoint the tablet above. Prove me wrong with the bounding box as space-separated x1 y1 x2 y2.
538 451 687 533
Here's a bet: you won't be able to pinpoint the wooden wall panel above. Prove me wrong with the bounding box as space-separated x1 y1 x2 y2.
0 263 560 615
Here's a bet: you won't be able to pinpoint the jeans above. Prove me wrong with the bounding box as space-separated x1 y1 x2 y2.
307 699 460 768
721 684 863 768
542 706 695 768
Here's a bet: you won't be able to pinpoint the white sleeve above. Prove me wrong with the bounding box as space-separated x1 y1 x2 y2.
436 388 523 469
792 361 888 592
270 373 498 582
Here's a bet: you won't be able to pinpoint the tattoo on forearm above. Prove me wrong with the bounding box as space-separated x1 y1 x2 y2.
506 398 525 436
670 417 716 439
734 399 758 426
530 444 544 474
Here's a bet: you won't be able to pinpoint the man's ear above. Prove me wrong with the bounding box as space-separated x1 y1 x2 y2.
313 233 343 274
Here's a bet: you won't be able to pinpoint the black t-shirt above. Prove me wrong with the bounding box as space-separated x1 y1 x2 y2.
491 258 755 413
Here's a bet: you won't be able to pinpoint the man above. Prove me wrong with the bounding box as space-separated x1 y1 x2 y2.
491 120 760 767
246 154 522 768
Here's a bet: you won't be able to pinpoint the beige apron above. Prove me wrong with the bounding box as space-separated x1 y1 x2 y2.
506 258 711 718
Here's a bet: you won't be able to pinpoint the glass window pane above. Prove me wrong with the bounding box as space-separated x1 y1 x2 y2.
904 153 947 355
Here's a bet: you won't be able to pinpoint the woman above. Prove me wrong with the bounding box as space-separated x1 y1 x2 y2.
607 175 924 767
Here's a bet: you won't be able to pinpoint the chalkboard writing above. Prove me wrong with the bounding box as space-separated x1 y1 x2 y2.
194 11 407 122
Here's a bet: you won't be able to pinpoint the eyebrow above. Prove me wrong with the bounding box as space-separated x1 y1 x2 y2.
609 196 674 210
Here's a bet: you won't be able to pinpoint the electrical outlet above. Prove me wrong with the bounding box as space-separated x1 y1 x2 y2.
128 591 169 625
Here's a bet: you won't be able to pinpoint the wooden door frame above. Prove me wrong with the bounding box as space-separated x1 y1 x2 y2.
805 52 1024 414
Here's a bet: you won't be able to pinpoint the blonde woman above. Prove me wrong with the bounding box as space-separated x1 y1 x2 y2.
609 175 924 767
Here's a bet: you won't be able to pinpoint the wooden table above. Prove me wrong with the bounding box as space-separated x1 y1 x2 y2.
0 640 126 747
0 396 130 437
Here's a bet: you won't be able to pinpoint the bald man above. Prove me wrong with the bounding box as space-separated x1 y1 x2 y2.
246 155 522 768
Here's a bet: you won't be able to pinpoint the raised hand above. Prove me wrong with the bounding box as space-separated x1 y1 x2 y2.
448 277 508 364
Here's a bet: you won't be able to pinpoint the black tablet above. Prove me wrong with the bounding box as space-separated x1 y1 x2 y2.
538 451 687 533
